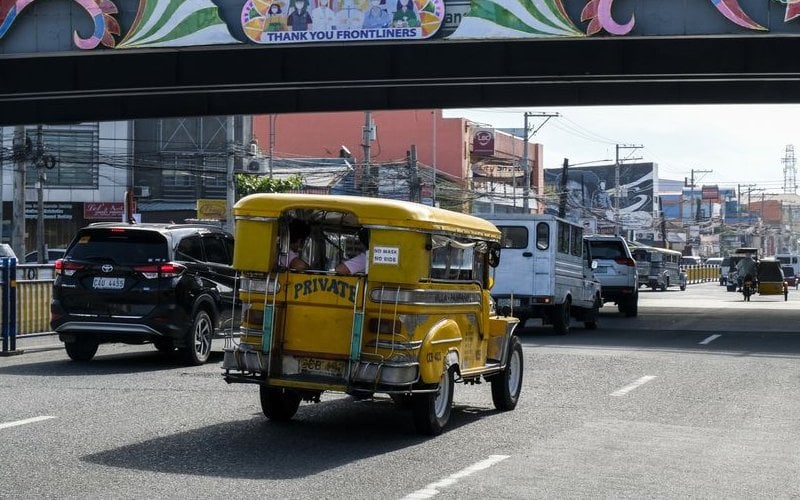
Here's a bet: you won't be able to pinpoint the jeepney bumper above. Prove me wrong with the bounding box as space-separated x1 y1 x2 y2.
222 344 419 387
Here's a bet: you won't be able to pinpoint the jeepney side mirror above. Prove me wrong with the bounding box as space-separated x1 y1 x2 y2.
487 275 494 290
488 242 501 268
591 260 599 270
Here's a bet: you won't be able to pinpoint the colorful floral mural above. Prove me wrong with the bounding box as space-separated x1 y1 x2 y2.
0 0 799 51
449 0 800 38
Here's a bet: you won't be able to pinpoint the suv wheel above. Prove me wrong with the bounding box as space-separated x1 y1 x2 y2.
64 339 99 362
621 293 638 317
184 310 213 365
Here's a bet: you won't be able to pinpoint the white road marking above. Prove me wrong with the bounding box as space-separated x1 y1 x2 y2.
401 454 510 499
699 334 721 345
611 375 657 397
0 416 57 430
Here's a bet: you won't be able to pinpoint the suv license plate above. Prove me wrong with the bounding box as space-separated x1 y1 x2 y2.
595 266 608 274
298 357 345 378
93 277 125 290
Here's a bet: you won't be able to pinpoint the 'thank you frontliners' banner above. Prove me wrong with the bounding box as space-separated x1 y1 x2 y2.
1 0 799 51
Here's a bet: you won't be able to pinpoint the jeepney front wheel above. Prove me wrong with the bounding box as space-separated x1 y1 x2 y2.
412 366 455 436
260 385 301 422
490 336 523 411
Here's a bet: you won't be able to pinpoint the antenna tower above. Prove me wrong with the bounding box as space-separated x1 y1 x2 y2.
782 144 797 194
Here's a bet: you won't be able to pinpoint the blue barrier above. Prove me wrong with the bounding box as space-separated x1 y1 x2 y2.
1 257 23 356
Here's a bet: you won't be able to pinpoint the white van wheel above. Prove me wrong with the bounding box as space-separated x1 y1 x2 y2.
552 299 571 335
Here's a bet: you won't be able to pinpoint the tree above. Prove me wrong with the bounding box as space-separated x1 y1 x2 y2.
234 173 303 199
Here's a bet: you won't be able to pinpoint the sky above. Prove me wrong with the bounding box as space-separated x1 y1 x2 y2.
443 105 799 193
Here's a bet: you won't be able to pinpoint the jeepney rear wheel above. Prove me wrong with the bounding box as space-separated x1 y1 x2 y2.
490 336 523 411
260 385 301 421
552 299 570 335
412 366 455 436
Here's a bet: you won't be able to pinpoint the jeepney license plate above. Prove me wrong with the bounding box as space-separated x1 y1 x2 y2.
298 357 345 377
93 277 125 290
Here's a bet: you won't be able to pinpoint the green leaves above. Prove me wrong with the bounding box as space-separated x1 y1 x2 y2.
234 174 303 198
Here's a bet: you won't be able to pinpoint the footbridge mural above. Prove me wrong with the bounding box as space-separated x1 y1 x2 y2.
2 0 800 124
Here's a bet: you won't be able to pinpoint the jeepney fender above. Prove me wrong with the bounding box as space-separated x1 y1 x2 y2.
419 319 462 385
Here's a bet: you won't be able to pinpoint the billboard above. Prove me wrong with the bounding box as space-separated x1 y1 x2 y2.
543 162 657 231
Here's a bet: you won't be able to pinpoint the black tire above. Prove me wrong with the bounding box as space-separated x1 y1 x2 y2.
491 336 523 411
660 278 668 292
259 385 301 421
64 339 98 362
183 310 213 366
584 296 601 330
390 394 413 409
622 294 638 317
412 366 455 436
153 338 175 353
552 299 571 335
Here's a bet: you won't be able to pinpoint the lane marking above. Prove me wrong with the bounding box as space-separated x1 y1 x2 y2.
699 334 721 345
401 454 510 499
611 375 657 397
0 416 57 430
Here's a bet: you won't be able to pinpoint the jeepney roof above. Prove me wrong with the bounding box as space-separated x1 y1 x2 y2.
234 193 501 240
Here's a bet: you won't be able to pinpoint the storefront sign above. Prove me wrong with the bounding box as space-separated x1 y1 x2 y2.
197 199 227 220
472 129 495 156
24 202 74 220
84 202 124 220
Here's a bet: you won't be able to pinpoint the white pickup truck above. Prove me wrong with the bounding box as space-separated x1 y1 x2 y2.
483 213 602 334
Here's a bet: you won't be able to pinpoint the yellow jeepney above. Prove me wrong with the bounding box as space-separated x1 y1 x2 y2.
222 193 522 435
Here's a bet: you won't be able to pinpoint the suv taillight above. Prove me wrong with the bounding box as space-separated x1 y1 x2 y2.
54 259 85 277
614 256 636 267
134 262 186 279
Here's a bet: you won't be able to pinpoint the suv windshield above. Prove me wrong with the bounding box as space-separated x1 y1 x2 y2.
67 229 168 264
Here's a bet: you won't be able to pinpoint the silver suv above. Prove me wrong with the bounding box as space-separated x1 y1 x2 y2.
585 235 638 317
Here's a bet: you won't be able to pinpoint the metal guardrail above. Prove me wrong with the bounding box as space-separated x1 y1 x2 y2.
683 264 721 284
1 260 54 356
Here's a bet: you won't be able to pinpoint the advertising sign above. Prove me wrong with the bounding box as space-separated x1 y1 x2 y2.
197 199 227 220
84 202 124 220
472 129 495 156
544 162 657 231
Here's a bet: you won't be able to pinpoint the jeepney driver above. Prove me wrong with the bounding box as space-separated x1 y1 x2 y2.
280 219 310 271
336 228 369 274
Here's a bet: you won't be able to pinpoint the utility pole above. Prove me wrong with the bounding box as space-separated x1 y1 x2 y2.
362 111 373 196
684 168 713 221
431 110 437 206
522 111 559 212
557 158 569 218
11 126 26 258
226 116 235 233
408 145 420 202
614 144 643 236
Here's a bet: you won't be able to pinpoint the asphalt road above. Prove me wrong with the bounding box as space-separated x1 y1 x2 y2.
1 282 799 499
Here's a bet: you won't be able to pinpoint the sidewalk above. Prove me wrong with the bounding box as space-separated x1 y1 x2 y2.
1 332 62 355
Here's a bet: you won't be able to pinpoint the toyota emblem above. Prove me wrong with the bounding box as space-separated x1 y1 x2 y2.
101 264 114 273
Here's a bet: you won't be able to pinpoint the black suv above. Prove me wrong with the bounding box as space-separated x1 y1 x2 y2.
51 222 236 365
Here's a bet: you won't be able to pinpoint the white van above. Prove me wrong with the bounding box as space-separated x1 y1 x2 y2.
484 214 602 334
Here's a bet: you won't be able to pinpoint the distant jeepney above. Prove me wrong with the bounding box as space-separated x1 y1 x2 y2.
631 245 687 291
223 193 523 435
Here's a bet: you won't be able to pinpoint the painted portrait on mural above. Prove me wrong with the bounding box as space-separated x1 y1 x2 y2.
287 0 314 30
311 0 339 30
362 0 392 28
544 162 656 231
392 0 420 27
